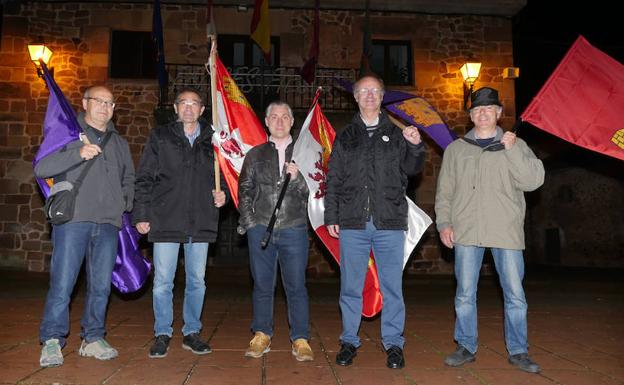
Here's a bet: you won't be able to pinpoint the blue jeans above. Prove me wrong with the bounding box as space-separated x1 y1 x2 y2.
152 241 208 337
454 244 529 355
39 222 119 346
339 220 406 350
247 224 310 341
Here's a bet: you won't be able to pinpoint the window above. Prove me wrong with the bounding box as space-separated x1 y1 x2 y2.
371 40 413 86
217 34 280 67
109 31 157 79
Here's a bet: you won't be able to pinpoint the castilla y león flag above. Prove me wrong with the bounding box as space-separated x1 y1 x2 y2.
211 56 267 206
292 89 432 317
521 35 624 161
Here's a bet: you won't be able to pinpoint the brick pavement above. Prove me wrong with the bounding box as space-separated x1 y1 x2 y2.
0 269 622 385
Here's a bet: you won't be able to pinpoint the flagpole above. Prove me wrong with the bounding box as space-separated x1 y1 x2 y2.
387 113 407 131
209 36 221 192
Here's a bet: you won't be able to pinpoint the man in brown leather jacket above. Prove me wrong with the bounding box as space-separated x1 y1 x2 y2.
238 101 313 362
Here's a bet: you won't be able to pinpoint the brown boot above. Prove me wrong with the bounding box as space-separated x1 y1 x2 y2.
245 331 271 358
291 338 314 362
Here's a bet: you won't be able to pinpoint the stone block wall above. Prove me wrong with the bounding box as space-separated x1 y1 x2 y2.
0 1 516 275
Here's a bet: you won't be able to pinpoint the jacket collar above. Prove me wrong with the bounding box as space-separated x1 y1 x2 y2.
351 110 390 131
464 126 504 141
462 126 506 151
170 119 212 142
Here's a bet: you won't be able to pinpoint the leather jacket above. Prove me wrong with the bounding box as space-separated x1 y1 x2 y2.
238 141 309 230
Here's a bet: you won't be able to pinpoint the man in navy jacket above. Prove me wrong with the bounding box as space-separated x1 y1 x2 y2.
133 87 228 359
325 75 425 369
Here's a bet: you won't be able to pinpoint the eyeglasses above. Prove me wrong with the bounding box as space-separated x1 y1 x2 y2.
355 88 382 96
177 100 202 108
85 97 115 109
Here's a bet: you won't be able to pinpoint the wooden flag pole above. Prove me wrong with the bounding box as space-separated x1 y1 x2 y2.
387 113 407 131
209 35 220 191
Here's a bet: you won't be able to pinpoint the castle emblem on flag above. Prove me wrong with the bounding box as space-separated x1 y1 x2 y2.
612 129 624 150
222 74 252 108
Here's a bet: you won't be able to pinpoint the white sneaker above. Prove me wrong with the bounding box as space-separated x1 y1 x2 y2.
40 339 63 367
78 339 118 360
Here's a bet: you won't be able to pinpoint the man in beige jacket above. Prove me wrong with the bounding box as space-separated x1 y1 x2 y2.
435 87 544 373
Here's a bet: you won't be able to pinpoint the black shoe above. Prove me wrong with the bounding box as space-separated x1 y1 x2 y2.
149 335 171 358
444 345 476 367
335 343 357 366
182 333 212 355
509 353 541 373
386 346 405 369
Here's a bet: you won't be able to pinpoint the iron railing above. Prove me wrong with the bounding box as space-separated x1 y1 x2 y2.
162 64 357 111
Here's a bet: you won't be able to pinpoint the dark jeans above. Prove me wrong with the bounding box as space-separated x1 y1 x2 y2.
247 224 310 341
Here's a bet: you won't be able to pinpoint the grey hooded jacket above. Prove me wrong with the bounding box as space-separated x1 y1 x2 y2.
435 126 544 250
34 112 135 228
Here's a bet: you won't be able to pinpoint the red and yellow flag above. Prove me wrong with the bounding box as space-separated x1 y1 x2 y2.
293 90 433 317
250 0 271 62
212 56 267 206
292 90 384 316
521 36 624 161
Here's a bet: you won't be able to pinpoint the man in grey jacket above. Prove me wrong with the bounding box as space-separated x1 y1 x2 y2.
435 87 544 373
35 85 135 368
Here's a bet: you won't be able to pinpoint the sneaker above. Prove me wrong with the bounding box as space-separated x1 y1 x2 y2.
149 335 171 358
182 333 212 355
386 345 405 369
509 353 541 373
245 331 271 358
78 339 118 360
40 339 63 367
291 338 314 362
444 345 475 367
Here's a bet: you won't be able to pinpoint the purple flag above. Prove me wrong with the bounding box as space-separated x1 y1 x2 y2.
333 77 457 149
113 213 152 293
34 62 81 197
33 62 151 294
386 97 457 150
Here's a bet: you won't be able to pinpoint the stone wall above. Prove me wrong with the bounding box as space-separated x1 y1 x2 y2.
0 1 517 275
527 164 624 268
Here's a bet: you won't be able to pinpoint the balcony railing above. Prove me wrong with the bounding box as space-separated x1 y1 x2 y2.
162 64 357 112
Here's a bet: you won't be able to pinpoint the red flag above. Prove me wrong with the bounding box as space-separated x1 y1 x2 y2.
212 56 267 206
521 36 624 161
250 0 271 62
299 0 319 84
292 89 432 317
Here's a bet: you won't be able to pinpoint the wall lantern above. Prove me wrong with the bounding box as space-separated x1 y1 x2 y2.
27 44 54 77
460 62 482 109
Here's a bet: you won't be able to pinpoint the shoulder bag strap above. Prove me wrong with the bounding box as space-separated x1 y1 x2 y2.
72 131 113 191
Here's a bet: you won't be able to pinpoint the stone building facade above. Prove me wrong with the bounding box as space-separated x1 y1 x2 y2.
0 1 519 275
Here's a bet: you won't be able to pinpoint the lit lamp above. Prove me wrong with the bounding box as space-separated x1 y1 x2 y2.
460 62 482 109
27 44 54 77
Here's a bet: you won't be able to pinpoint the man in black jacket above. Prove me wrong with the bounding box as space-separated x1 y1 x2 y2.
238 101 313 362
36 85 135 367
133 87 227 358
325 75 425 369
